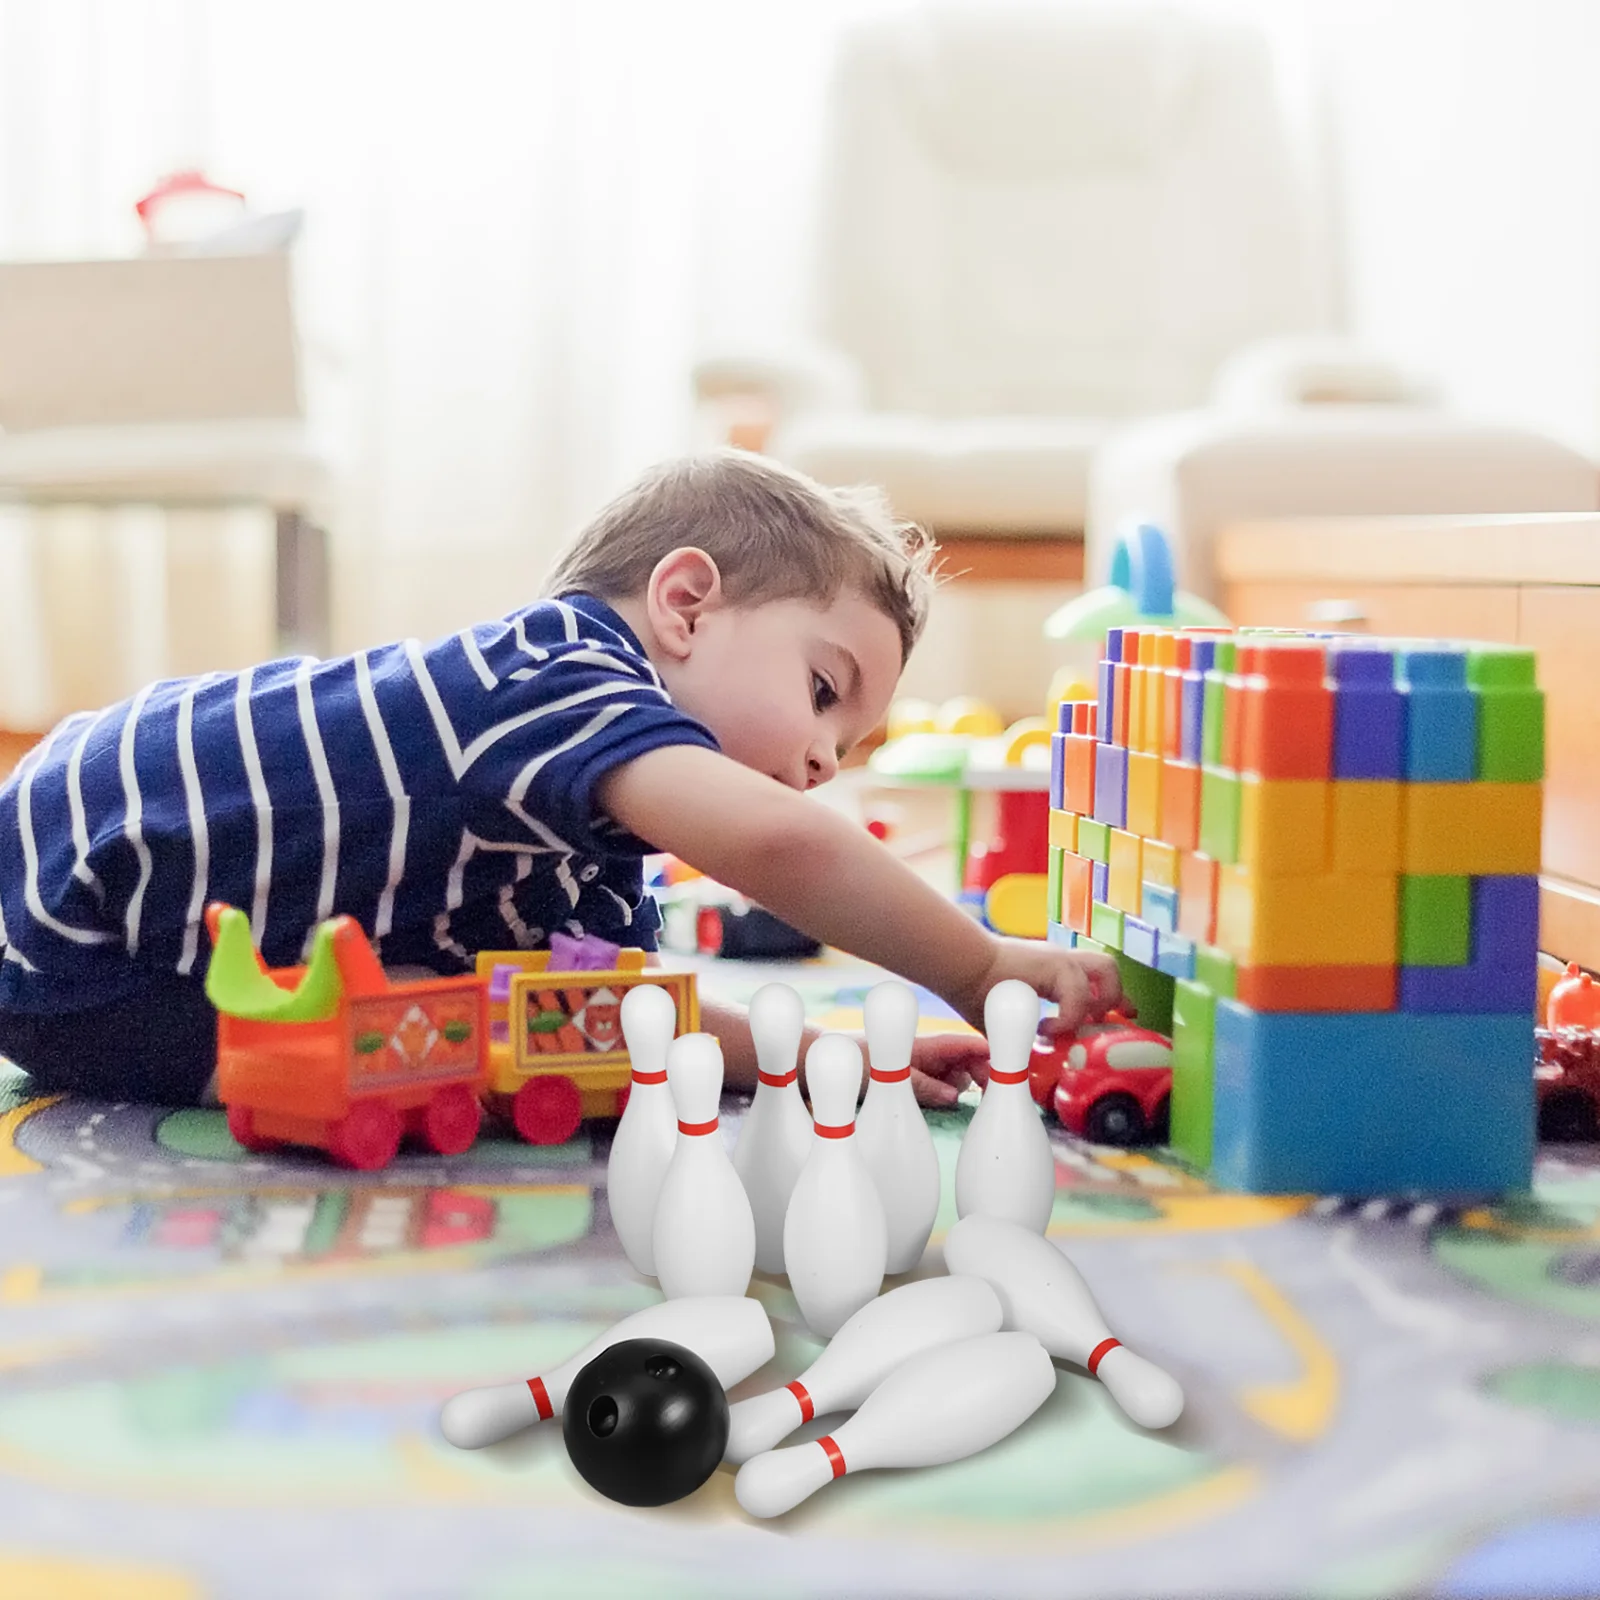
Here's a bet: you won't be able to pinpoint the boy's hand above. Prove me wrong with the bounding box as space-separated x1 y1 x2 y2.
949 936 1125 1042
907 1031 992 1108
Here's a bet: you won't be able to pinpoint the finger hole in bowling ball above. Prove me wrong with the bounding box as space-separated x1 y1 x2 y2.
562 1337 729 1507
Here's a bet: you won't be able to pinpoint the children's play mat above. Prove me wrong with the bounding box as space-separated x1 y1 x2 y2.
2 952 1599 1600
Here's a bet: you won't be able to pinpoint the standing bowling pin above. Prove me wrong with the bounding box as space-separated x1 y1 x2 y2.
732 983 813 1274
439 1294 774 1448
783 1034 887 1337
652 1034 756 1299
856 980 941 1274
944 1213 1184 1429
605 984 681 1277
735 1330 1056 1518
724 1274 1003 1463
954 980 1056 1233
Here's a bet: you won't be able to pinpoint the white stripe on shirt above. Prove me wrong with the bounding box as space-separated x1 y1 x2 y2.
353 650 410 941
295 658 342 954
233 667 274 946
175 679 213 974
118 684 158 954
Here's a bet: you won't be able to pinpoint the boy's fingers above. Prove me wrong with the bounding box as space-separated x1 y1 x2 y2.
1072 950 1124 1012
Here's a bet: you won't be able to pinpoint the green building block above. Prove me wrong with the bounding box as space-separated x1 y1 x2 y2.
1047 845 1064 926
1171 978 1218 1167
1400 874 1471 965
1199 766 1241 864
1077 817 1112 864
1090 902 1125 950
1078 934 1176 1035
1467 648 1545 782
1195 943 1237 1000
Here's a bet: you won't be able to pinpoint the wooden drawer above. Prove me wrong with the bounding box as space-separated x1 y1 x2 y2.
1225 581 1522 643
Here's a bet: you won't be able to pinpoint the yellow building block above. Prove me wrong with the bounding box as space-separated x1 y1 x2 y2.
1329 780 1401 875
1108 827 1144 914
1128 665 1151 753
1215 864 1398 967
1402 782 1543 875
1126 750 1163 836
1141 662 1166 755
1142 838 1179 889
1049 808 1079 850
1237 777 1329 876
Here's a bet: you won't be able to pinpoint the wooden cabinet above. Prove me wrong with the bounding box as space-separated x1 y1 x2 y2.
1219 514 1600 969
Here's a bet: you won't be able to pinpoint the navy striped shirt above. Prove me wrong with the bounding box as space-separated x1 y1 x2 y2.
0 594 718 1014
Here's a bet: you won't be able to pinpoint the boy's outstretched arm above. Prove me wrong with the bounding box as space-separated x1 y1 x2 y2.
601 744 1122 1042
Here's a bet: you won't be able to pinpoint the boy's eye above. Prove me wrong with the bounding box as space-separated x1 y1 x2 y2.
812 673 838 713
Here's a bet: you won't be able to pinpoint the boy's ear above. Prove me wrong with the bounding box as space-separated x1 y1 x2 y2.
647 547 722 658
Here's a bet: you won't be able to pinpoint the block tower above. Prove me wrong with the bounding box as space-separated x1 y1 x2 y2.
1046 625 1543 1196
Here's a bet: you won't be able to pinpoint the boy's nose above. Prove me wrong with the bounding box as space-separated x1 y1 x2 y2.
806 745 839 788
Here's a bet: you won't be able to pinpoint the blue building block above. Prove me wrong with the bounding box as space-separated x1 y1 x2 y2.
1048 920 1077 949
1091 860 1110 903
1180 637 1217 764
1210 1004 1533 1196
1122 915 1160 967
1401 648 1477 782
1330 645 1404 780
1156 930 1197 980
1050 732 1066 811
1104 627 1125 664
1399 874 1539 1014
1093 740 1128 827
1142 882 1179 933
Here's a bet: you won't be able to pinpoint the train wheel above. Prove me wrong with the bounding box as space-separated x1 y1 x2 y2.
225 1104 279 1154
420 1085 482 1156
512 1076 584 1145
329 1100 404 1170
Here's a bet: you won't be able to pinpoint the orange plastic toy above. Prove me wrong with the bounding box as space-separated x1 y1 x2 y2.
1547 961 1600 1032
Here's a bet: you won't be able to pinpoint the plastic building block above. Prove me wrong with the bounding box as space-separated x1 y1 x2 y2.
1047 845 1064 926
1401 648 1477 782
1063 851 1094 934
1194 943 1237 1000
1091 859 1110 903
1078 816 1111 863
1108 827 1144 914
1237 777 1329 876
1237 642 1333 780
1170 978 1218 1168
1215 866 1397 967
1063 729 1098 814
1048 919 1076 949
1402 782 1542 875
1139 661 1166 755
1156 930 1197 980
1126 749 1162 836
1143 838 1179 888
1113 662 1133 746
1049 808 1078 849
1157 759 1202 851
1093 740 1129 827
1330 645 1404 780
1122 915 1160 967
1329 779 1402 875
1202 663 1229 767
1210 1005 1533 1195
1091 901 1125 949
1399 874 1470 966
1050 732 1066 810
1177 851 1219 944
1199 766 1241 864
1097 659 1116 747
1467 648 1544 782
1078 934 1177 1035
1142 882 1179 933
1234 963 1396 1013
1399 874 1539 1013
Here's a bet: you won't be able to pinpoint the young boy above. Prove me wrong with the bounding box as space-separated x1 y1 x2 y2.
0 451 1119 1108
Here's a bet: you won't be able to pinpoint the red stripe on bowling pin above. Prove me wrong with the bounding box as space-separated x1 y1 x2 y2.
631 1068 667 1085
1087 1337 1121 1375
526 1376 553 1421
988 1066 1031 1085
678 1117 719 1136
758 1068 798 1087
817 1434 847 1478
785 1380 815 1423
814 1121 854 1139
869 1066 911 1083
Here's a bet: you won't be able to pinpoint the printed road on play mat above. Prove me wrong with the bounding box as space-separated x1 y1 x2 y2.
1 954 1599 1599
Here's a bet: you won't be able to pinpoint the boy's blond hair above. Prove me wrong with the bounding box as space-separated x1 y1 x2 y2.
542 451 940 663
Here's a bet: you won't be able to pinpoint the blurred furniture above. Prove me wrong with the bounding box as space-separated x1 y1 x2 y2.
1218 510 1600 970
0 251 333 728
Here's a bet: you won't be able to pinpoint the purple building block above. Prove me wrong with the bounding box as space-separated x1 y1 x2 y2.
1093 740 1129 827
1399 874 1539 1013
1180 637 1216 763
1402 648 1477 782
1104 627 1125 663
1091 859 1110 903
1050 732 1066 810
1330 645 1404 780
1097 659 1116 748
1058 698 1076 733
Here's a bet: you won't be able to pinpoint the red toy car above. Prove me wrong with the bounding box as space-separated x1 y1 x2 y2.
1048 1023 1173 1146
1535 1026 1600 1140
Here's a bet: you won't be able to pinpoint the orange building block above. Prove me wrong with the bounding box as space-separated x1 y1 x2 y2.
1063 851 1094 935
1113 662 1132 746
1158 759 1202 850
1126 749 1162 836
1177 851 1219 943
1108 828 1144 914
1063 732 1097 815
1237 777 1329 876
1234 963 1398 1013
1237 642 1333 779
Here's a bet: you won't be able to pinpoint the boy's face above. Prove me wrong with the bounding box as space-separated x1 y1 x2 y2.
643 555 903 790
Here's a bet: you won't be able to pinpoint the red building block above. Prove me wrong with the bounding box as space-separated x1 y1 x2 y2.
1235 963 1398 1013
1238 642 1333 779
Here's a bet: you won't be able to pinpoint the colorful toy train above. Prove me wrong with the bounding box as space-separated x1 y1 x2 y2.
203 903 697 1170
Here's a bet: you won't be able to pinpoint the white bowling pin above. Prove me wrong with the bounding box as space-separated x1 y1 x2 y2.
944 1213 1184 1429
735 1330 1056 1518
783 1034 888 1337
605 984 681 1277
652 1034 757 1299
732 982 813 1274
856 980 941 1274
724 1274 1003 1464
439 1294 774 1448
954 980 1056 1233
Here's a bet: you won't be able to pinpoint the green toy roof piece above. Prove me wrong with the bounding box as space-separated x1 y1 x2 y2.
866 731 972 783
1043 586 1230 641
205 906 344 1024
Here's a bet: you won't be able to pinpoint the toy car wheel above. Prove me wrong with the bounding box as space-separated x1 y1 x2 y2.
1151 1094 1171 1143
419 1085 482 1156
1084 1092 1146 1146
1538 1088 1598 1142
225 1104 279 1154
329 1100 404 1171
513 1075 584 1145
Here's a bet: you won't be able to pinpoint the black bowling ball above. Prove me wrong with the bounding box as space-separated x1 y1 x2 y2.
562 1337 729 1506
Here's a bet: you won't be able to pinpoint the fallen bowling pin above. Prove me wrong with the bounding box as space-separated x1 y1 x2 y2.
439 1294 773 1448
954 980 1057 1234
724 1274 1003 1464
943 1212 1184 1429
605 983 682 1277
734 1330 1055 1518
